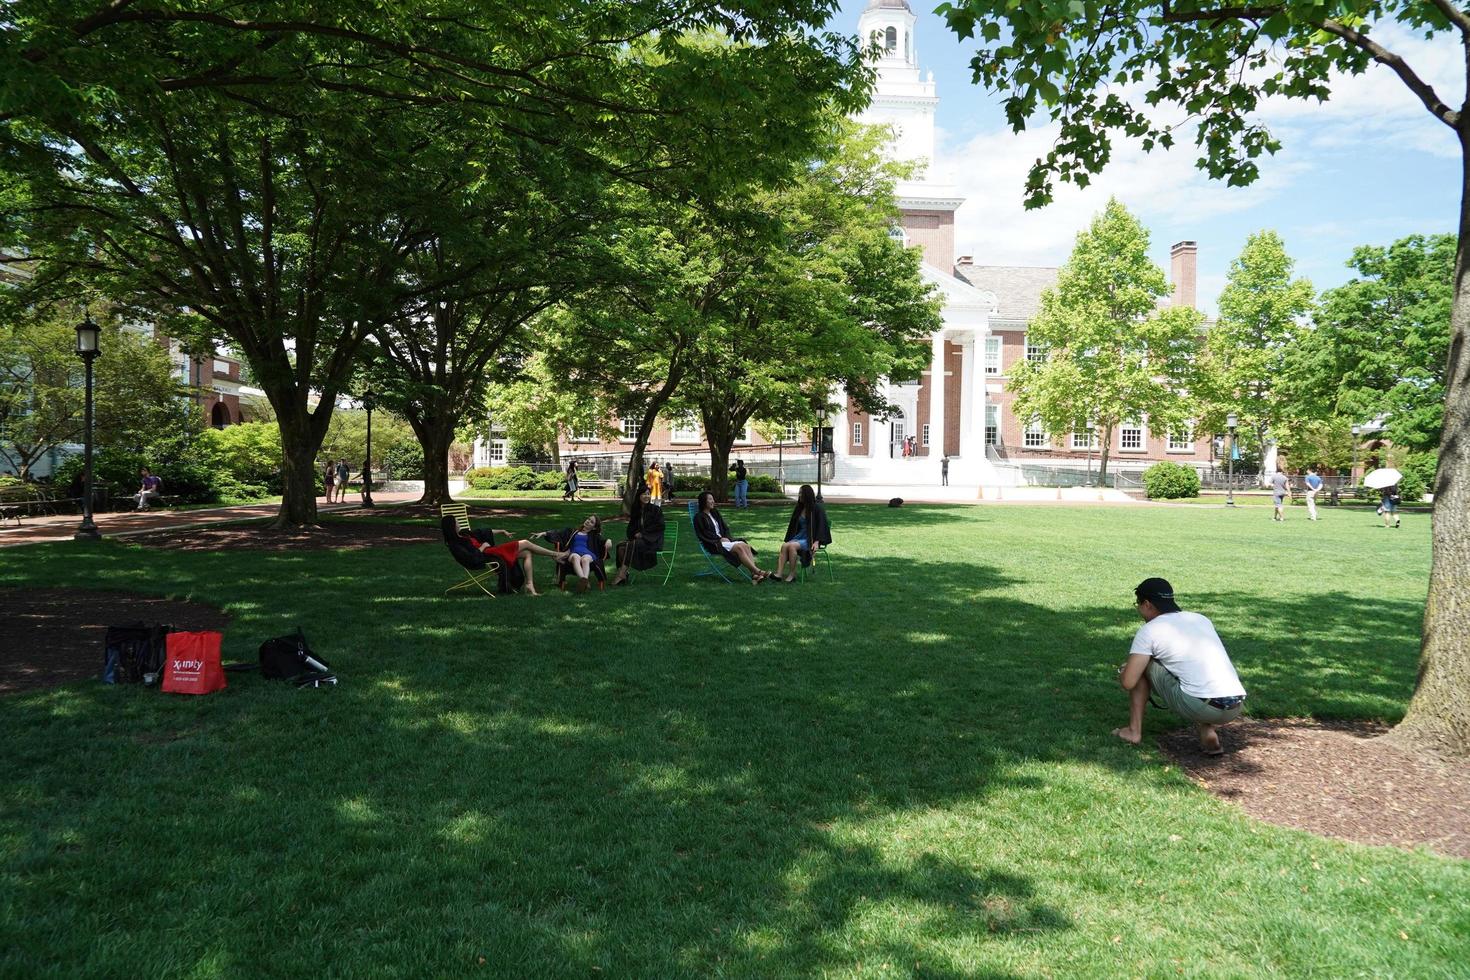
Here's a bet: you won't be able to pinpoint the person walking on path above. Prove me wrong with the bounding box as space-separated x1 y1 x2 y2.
1271 465 1292 522
1303 467 1322 520
323 461 335 502
731 459 749 509
940 455 949 487
335 460 350 503
1113 578 1248 756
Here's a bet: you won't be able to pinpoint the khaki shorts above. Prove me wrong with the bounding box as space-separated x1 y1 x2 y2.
1146 661 1244 725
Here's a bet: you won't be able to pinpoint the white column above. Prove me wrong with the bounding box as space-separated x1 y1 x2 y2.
959 336 976 455
928 332 946 458
971 332 990 459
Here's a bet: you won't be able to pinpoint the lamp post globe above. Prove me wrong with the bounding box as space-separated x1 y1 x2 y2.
1225 412 1238 508
73 314 102 541
361 388 377 508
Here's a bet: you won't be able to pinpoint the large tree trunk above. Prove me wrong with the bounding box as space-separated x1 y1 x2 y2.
272 401 328 527
409 413 455 508
1390 143 1470 757
703 411 735 503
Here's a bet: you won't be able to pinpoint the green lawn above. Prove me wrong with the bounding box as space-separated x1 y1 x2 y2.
2 503 1465 977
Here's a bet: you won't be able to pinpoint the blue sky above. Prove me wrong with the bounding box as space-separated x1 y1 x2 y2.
835 2 1461 313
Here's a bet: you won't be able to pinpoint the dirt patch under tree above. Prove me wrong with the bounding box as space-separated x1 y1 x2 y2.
1159 718 1470 860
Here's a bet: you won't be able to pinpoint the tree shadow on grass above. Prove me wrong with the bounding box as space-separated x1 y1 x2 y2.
0 525 1434 976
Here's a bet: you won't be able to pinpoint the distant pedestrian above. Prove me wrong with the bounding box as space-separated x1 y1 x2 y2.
646 461 663 506
1303 467 1322 521
564 460 579 501
1380 483 1402 528
360 459 372 503
323 461 335 501
940 455 949 487
1271 465 1291 522
731 459 748 509
133 467 163 510
335 460 350 503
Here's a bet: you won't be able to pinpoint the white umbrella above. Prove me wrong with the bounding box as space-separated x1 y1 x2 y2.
1363 467 1403 490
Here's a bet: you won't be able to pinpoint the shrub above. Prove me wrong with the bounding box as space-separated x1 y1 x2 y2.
384 442 423 480
1142 461 1200 499
537 470 565 491
1397 470 1428 503
1400 451 1437 499
467 466 540 491
748 474 779 493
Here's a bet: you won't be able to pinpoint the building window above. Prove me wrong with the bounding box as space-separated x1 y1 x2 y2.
670 417 700 444
1168 425 1194 452
783 423 800 444
985 405 999 446
571 425 597 443
1025 335 1047 363
852 421 863 446
921 423 931 447
887 224 908 247
734 425 752 445
1070 425 1099 450
620 417 641 442
1023 419 1046 449
985 336 1001 375
884 26 897 52
1120 419 1144 451
487 439 507 463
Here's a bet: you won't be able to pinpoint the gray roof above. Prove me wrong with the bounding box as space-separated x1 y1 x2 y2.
956 265 1059 325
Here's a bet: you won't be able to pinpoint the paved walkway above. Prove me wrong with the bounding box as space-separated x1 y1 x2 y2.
0 493 422 548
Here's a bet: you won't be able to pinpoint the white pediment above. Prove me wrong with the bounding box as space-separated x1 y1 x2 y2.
920 262 998 314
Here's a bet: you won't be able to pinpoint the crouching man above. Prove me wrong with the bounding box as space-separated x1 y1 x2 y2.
1114 577 1247 756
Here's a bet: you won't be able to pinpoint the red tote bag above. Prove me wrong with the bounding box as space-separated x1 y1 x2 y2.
161 631 227 695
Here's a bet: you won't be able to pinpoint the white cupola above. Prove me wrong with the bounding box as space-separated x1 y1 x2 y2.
857 0 918 71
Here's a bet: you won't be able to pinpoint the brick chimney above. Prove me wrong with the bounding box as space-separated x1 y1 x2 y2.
1170 241 1197 309
954 254 974 281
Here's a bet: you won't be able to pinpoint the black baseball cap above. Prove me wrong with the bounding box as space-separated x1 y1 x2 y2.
1134 577 1181 613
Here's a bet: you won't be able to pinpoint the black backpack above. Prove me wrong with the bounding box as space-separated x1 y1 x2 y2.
102 622 171 685
258 628 334 684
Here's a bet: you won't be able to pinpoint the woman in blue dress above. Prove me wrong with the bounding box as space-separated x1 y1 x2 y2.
775 484 831 583
562 514 606 590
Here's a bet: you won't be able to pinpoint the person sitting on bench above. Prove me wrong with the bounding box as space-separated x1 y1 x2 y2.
610 487 665 586
133 468 163 510
694 490 769 583
774 484 831 582
461 527 566 597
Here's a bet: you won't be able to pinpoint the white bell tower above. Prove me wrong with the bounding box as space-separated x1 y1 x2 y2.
855 0 936 171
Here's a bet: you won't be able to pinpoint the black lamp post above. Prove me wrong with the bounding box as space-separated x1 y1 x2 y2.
1225 412 1238 508
815 404 828 501
361 388 377 508
74 314 101 540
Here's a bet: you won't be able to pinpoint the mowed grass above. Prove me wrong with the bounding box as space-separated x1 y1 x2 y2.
1 502 1465 978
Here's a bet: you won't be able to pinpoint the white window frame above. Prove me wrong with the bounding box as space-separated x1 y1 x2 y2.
921 423 931 447
487 439 507 464
1167 424 1195 453
734 424 753 445
852 421 864 447
1070 426 1100 450
1023 419 1046 449
1025 335 1047 364
619 417 640 443
1120 419 1145 452
783 423 800 444
984 404 999 446
669 417 701 444
571 424 598 443
984 336 1002 375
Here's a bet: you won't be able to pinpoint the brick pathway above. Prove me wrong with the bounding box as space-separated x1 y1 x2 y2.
0 492 422 548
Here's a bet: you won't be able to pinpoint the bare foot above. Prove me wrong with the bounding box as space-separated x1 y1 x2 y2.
1198 729 1223 755
1112 727 1142 745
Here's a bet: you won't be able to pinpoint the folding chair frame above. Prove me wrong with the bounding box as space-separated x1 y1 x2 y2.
441 502 501 597
687 500 750 584
799 546 834 583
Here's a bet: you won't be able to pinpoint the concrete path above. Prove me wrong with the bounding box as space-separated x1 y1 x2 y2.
0 492 422 549
814 482 1141 505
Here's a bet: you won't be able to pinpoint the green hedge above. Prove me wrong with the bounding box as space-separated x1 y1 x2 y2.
1142 461 1200 500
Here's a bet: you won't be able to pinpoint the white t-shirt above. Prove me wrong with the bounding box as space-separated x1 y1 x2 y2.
1129 611 1246 699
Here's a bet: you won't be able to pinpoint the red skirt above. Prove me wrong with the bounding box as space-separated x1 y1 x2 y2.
480 539 521 566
